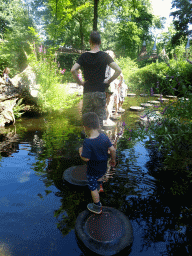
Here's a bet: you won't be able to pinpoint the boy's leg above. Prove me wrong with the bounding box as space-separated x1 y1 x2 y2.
91 189 100 203
87 174 102 214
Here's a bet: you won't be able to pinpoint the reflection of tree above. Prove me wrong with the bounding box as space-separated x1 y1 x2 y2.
115 135 192 255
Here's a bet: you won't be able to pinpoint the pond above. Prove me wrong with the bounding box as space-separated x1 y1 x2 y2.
0 96 191 256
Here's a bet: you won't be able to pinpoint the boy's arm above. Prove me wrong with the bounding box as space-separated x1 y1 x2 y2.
79 146 90 162
108 145 116 167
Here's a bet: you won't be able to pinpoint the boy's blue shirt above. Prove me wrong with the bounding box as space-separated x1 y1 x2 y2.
81 133 112 176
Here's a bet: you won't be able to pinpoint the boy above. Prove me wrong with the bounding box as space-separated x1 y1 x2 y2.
79 112 116 214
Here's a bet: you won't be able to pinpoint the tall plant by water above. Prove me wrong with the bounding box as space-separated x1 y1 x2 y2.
27 43 79 112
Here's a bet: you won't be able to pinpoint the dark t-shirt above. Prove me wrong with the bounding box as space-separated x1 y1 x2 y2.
77 51 114 93
81 133 113 176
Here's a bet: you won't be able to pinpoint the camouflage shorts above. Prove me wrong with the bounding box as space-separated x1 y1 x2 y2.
82 92 106 125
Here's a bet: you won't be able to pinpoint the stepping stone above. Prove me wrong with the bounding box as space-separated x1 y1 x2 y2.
103 119 116 129
117 108 125 113
165 95 177 99
110 114 121 120
127 93 136 97
178 97 189 101
147 100 161 105
75 207 133 256
140 93 149 97
130 106 144 111
140 103 153 108
63 165 88 186
153 94 163 97
158 97 169 102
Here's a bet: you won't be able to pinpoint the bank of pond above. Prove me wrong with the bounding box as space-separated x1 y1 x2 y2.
0 95 192 255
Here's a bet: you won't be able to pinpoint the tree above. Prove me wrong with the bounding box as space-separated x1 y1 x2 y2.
170 0 192 44
93 0 99 31
0 0 37 73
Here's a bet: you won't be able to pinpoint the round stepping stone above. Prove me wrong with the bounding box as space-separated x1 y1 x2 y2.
153 94 163 97
103 119 116 129
110 114 121 120
140 103 153 108
75 207 133 256
158 97 169 102
127 93 136 97
63 165 88 186
130 106 144 111
165 95 177 99
117 108 125 113
140 93 149 97
147 100 160 105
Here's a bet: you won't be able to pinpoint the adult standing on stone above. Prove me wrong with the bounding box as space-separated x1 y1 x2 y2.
71 31 121 127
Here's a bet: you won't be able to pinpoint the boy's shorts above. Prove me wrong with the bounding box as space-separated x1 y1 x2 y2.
87 171 106 191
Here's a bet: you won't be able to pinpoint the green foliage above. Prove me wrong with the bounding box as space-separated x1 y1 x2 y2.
0 0 36 75
116 56 138 88
13 99 26 119
27 43 80 113
57 53 81 71
170 0 192 44
128 57 192 95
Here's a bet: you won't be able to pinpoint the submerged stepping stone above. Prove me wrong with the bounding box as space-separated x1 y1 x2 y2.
153 94 163 97
140 103 153 108
158 97 169 102
127 93 136 97
63 165 88 186
75 207 133 256
140 93 149 97
147 100 161 105
130 106 144 111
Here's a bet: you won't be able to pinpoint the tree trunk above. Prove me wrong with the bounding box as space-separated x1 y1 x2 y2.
93 0 99 31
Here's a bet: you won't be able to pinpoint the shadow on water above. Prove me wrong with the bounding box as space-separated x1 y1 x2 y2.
0 97 192 255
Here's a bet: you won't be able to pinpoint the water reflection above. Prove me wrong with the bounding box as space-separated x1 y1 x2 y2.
0 98 192 255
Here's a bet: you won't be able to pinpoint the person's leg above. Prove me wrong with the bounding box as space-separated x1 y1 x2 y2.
82 92 94 115
91 189 100 203
93 92 106 127
87 174 102 214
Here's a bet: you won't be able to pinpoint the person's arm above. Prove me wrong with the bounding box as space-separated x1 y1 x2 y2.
79 146 90 162
71 63 84 86
104 62 121 85
108 145 116 167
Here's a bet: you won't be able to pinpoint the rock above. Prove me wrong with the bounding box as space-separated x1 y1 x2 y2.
11 65 39 105
0 98 17 127
140 93 149 97
130 106 145 111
